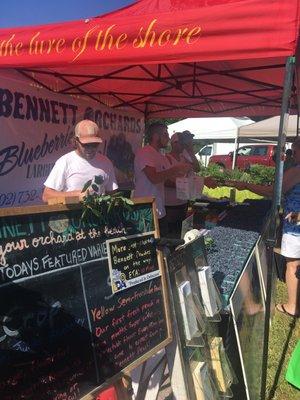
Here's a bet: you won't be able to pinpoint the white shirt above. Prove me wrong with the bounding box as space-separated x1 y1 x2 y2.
44 151 118 194
134 145 169 218
165 153 188 206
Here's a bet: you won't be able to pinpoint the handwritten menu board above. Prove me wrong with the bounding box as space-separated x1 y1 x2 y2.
107 232 160 293
0 201 170 400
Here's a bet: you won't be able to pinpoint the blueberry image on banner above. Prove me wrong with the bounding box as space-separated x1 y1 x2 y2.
106 133 135 187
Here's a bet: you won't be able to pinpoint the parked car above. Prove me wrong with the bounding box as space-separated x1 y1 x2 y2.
196 143 239 166
209 144 277 169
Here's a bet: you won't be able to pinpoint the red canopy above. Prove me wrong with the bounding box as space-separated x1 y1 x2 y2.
0 0 299 117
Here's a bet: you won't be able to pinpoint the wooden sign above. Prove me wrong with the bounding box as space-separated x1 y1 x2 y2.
0 199 171 400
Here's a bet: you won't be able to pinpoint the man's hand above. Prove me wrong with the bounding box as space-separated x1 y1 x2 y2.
170 162 193 178
143 163 192 184
42 187 88 203
79 189 89 201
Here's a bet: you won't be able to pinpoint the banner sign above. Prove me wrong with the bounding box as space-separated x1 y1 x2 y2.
0 70 144 208
0 1 298 68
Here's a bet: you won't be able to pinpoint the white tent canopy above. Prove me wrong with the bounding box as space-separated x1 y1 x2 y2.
168 117 253 140
238 115 300 139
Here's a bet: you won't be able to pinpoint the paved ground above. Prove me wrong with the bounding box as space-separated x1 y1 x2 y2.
157 365 173 400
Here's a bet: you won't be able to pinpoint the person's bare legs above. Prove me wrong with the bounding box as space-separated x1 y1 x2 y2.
239 270 263 315
280 258 300 316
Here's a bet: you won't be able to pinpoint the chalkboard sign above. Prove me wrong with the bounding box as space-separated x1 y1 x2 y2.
107 232 160 293
0 199 171 400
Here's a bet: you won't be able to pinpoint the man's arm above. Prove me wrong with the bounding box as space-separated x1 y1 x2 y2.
43 156 71 203
225 180 273 197
42 187 84 203
226 166 300 198
143 163 192 184
243 183 273 197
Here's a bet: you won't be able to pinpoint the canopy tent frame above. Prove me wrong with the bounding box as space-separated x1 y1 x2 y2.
14 59 292 119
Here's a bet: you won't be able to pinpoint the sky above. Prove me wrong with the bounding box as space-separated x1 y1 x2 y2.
0 0 134 28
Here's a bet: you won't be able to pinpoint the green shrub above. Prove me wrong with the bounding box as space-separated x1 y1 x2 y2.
199 164 275 185
247 165 275 185
199 163 226 179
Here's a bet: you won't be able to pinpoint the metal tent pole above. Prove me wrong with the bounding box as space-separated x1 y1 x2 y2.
232 130 239 169
271 57 295 213
260 56 295 400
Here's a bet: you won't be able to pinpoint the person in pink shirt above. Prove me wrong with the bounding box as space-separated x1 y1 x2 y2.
134 122 192 236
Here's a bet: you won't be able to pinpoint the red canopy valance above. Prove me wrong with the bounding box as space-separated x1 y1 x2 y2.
0 0 299 117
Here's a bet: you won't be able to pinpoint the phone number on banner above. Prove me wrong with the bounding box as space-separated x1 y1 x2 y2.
0 190 42 207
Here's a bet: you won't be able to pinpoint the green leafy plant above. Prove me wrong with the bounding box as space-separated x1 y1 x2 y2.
80 176 133 223
199 163 229 184
246 165 275 185
81 192 134 224
198 164 275 186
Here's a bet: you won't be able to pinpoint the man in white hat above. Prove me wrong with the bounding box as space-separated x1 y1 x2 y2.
42 120 118 202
